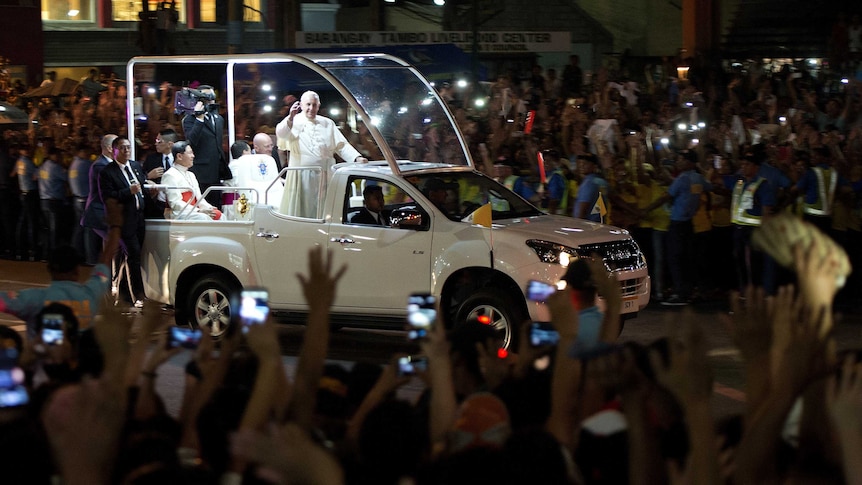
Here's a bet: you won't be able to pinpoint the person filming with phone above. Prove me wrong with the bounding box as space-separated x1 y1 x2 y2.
561 256 623 353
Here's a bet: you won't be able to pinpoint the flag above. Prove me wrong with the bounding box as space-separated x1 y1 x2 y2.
591 192 608 222
471 202 493 228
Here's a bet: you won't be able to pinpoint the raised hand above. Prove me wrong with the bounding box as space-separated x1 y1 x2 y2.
650 311 713 406
296 246 347 313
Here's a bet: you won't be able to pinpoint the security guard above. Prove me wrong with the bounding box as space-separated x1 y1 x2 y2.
730 153 774 293
795 146 839 234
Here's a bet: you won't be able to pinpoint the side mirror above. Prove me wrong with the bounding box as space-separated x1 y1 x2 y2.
389 207 426 230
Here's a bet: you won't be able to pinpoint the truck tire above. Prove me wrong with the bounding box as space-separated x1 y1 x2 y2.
454 289 523 349
181 275 237 338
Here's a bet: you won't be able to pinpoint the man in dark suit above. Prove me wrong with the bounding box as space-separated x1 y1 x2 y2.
182 85 230 207
80 133 117 264
350 185 387 226
98 137 148 308
142 128 178 218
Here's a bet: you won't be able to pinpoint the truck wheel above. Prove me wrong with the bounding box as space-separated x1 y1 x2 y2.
183 276 237 338
454 289 523 349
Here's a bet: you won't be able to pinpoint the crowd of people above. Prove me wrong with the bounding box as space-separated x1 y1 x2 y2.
2 51 862 306
1 47 862 483
0 211 855 485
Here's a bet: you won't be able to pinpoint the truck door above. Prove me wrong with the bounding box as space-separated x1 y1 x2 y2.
251 166 330 308
327 176 434 311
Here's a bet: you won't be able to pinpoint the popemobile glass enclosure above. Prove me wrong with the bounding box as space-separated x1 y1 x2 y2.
126 53 473 174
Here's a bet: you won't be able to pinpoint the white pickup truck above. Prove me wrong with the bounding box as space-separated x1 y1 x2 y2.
129 53 650 346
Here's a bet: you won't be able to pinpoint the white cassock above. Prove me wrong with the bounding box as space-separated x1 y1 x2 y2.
276 115 361 218
161 165 214 220
225 153 284 206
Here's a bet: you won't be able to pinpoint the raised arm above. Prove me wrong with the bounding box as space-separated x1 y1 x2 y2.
286 247 347 430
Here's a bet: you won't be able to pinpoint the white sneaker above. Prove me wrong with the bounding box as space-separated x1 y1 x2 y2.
134 300 144 309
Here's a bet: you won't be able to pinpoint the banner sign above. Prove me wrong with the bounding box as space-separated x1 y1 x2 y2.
297 31 571 53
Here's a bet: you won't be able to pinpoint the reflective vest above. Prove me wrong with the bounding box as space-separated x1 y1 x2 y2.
503 174 519 191
731 177 765 226
803 167 837 216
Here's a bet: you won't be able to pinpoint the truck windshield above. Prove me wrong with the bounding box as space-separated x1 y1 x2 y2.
324 60 469 167
407 171 543 222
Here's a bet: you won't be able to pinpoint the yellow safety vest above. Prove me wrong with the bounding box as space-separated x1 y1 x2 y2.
803 167 837 216
731 177 765 226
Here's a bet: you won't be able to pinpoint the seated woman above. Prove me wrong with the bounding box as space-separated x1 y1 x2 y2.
161 140 222 220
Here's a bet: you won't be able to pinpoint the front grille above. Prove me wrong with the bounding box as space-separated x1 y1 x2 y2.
576 239 645 272
619 277 646 297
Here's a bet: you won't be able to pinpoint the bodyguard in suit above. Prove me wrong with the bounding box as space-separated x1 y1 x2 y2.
182 85 230 207
99 137 148 307
81 133 117 264
350 185 388 226
142 128 178 218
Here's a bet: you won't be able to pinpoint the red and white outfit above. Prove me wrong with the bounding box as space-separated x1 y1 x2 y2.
161 164 220 220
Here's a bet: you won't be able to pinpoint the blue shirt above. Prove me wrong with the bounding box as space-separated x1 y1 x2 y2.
68 156 91 198
575 173 609 222
547 170 567 202
513 177 536 201
668 169 711 221
728 176 775 218
16 155 37 192
567 305 604 358
0 263 111 338
38 159 68 201
796 164 845 205
758 163 790 193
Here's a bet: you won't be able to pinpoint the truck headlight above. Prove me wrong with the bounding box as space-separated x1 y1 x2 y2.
526 240 578 267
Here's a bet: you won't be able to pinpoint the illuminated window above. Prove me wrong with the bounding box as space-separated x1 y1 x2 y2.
112 0 185 22
199 0 261 23
200 0 215 22
244 0 261 22
42 0 94 21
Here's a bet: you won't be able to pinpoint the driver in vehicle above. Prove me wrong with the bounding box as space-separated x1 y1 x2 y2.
350 185 388 226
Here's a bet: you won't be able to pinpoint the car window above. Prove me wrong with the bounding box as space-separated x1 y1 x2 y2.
343 177 415 226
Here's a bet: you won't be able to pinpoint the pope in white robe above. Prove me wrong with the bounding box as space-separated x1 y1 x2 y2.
276 90 367 218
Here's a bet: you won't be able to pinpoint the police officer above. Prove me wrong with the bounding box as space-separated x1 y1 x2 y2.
795 146 839 234
730 153 774 293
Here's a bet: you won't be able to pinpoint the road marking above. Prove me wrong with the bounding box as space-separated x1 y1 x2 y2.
0 280 48 287
713 382 746 402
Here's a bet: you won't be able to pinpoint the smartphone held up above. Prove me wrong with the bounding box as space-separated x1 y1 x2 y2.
397 355 428 376
232 287 270 333
41 313 65 345
406 293 436 341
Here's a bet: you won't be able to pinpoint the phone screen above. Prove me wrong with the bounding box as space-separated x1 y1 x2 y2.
167 327 203 349
41 313 64 345
397 355 428 376
0 368 29 408
526 280 556 302
406 293 436 340
237 288 270 329
530 322 560 347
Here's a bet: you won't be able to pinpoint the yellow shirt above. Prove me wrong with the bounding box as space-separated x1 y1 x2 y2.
692 192 712 233
647 183 671 232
